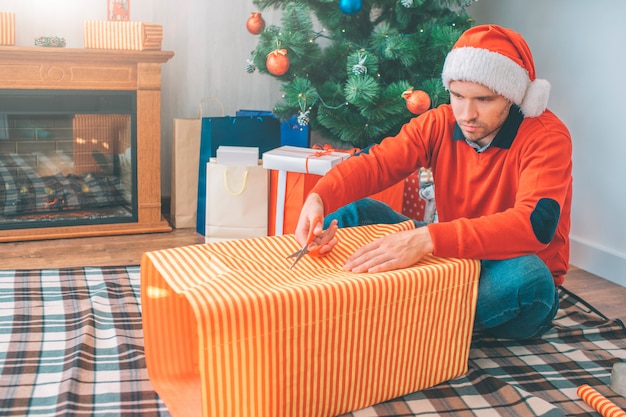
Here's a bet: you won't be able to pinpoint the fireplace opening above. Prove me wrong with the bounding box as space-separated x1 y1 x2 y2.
0 90 138 230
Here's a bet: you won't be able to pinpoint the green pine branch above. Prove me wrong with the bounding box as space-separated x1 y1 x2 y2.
249 0 474 148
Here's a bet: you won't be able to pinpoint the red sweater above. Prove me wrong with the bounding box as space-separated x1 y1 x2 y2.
312 105 572 285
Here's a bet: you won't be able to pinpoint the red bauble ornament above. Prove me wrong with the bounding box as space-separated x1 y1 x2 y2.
402 88 431 115
246 12 265 35
266 49 290 76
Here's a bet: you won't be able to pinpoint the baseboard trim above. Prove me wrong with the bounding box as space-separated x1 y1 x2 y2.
570 235 626 288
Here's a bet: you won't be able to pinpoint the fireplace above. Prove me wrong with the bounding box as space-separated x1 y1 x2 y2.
0 46 173 242
0 89 137 230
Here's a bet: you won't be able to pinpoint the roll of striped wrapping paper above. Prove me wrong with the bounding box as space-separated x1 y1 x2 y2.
577 384 626 417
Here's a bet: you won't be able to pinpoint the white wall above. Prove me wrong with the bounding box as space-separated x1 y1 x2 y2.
2 0 625 286
145 0 283 196
468 0 626 286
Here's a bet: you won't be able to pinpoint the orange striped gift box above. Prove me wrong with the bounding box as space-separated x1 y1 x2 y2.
84 20 162 51
141 221 480 417
0 12 15 46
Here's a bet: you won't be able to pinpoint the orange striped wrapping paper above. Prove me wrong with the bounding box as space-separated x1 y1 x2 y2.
141 221 480 417
0 12 15 46
84 20 162 50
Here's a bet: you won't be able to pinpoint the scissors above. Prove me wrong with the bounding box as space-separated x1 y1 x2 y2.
287 216 329 270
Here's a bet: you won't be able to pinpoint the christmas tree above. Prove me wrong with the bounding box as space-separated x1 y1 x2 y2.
246 0 475 148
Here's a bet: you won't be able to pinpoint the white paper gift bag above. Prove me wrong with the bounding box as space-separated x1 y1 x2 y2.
205 159 268 243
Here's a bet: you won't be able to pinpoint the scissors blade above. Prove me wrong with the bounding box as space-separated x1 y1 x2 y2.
287 215 323 270
288 248 307 270
286 247 303 259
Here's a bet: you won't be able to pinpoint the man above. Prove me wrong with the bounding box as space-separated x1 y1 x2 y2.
295 24 573 340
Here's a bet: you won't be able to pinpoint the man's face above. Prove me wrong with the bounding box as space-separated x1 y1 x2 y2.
449 80 513 147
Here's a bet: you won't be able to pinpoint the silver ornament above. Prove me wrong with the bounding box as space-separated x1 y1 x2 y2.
245 59 256 73
297 110 310 126
352 51 368 75
352 64 367 75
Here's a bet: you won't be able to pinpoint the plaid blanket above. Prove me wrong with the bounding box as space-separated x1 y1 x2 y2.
0 266 624 417
341 288 626 417
0 266 168 417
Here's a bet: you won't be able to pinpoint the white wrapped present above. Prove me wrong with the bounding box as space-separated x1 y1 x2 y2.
262 145 350 175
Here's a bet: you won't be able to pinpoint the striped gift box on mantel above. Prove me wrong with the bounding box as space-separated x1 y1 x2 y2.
0 12 15 46
141 221 480 417
84 20 162 50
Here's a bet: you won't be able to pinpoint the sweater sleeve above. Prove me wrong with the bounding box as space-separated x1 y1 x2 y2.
427 115 572 266
311 109 447 215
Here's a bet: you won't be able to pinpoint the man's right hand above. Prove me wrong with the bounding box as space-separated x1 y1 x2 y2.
295 193 339 256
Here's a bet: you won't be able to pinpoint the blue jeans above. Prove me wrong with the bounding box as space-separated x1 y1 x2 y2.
325 198 560 340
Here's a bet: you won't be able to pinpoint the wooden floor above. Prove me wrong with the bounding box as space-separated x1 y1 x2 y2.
2 227 625 324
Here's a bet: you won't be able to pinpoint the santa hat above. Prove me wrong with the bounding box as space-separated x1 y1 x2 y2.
442 25 550 118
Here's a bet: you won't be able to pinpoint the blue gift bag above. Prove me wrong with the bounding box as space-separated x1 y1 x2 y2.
196 116 281 234
280 115 310 147
236 110 309 148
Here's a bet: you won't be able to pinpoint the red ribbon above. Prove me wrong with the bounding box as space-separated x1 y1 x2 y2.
305 144 360 174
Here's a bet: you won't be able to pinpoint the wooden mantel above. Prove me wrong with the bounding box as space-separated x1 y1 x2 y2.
0 46 175 242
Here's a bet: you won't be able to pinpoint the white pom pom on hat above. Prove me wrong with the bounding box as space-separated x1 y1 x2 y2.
442 24 550 118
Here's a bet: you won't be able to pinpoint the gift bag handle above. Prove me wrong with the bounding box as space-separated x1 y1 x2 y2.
223 169 249 196
198 97 225 118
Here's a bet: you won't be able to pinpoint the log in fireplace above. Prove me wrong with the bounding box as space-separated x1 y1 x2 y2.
0 46 174 242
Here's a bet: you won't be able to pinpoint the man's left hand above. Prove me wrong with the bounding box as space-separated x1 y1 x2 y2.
343 226 434 273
